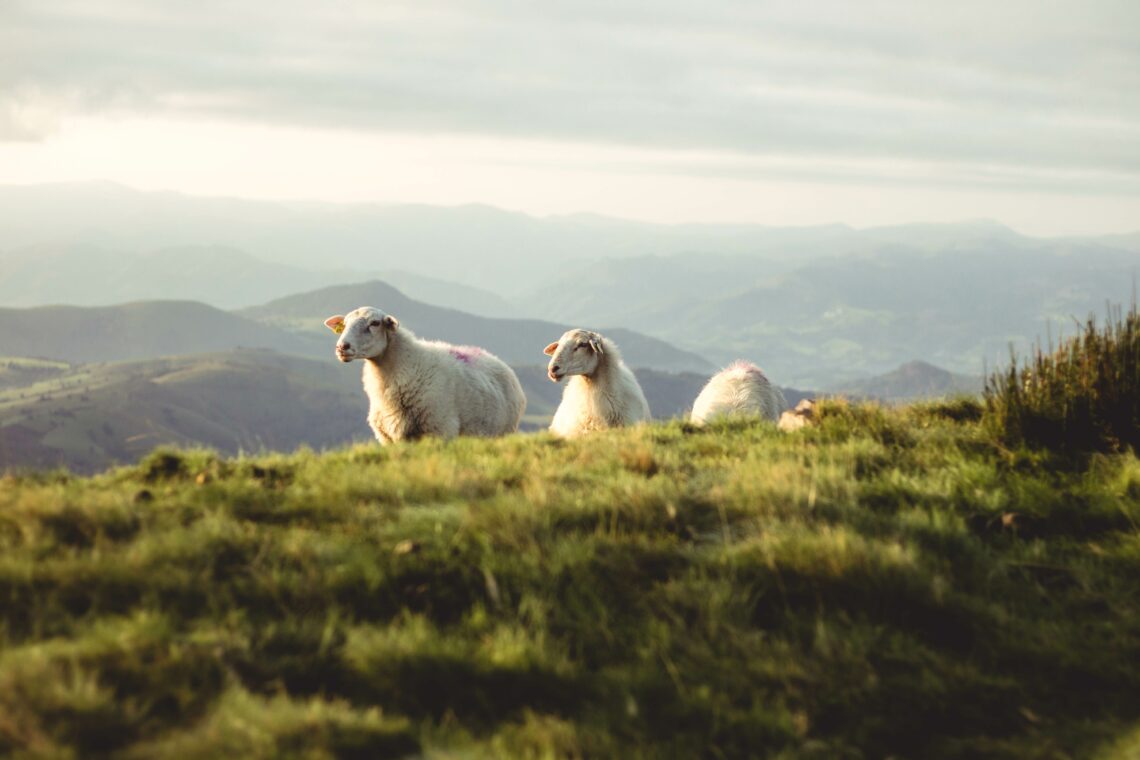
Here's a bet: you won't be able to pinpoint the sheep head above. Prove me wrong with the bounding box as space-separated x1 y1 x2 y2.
324 307 399 363
545 328 604 382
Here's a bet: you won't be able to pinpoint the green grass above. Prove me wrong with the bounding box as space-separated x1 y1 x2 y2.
1 401 1138 758
985 302 1140 454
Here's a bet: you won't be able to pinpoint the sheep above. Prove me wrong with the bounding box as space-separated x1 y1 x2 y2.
324 306 525 443
544 328 651 438
690 360 786 425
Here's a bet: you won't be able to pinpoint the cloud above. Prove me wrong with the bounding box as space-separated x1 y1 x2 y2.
1 0 1138 184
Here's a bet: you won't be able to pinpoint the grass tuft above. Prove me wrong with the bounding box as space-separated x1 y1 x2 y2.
985 302 1140 454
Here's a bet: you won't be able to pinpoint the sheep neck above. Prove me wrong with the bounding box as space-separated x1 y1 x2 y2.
580 352 615 388
363 329 411 382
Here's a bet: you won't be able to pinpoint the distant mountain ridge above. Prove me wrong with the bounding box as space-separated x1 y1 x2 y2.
0 282 711 373
525 242 1140 387
827 360 982 402
3 182 1139 388
240 280 714 372
8 182 1130 297
0 243 520 316
0 301 326 363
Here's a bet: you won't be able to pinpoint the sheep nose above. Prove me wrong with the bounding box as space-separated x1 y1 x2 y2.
339 342 351 351
551 364 560 373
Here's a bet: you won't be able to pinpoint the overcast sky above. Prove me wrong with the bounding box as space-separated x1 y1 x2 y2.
1 0 1138 234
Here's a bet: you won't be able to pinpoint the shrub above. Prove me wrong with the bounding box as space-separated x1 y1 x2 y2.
984 302 1140 453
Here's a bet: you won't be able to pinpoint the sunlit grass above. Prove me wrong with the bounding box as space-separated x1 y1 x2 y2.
0 405 1137 757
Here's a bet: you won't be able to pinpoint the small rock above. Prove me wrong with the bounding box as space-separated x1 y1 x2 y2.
393 540 421 556
778 412 809 432
779 398 818 432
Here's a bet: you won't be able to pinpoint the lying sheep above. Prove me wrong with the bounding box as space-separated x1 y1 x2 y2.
690 361 785 425
325 307 525 443
544 328 651 438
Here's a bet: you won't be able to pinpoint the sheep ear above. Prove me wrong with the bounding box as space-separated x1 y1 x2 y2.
543 342 559 356
382 315 399 331
589 339 604 355
324 315 346 335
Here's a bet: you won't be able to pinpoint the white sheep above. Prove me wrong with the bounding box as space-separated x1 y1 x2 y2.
690 360 786 425
324 307 525 443
544 329 651 438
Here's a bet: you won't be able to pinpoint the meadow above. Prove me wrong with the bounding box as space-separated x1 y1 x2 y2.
1 396 1138 758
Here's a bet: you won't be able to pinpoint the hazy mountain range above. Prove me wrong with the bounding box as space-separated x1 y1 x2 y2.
1 181 1136 473
3 182 1137 387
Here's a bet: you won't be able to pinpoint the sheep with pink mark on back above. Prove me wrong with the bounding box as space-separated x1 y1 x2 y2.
690 361 786 425
324 306 525 444
544 328 651 438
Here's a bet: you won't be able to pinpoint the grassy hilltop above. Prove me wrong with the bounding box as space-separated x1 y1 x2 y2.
2 400 1139 758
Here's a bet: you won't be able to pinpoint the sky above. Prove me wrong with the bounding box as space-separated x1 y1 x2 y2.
1 0 1138 235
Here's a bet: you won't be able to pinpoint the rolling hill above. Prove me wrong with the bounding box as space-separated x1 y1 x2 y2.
0 351 367 473
825 360 984 401
0 284 710 373
0 301 327 364
239 280 715 372
826 360 983 402
0 350 797 474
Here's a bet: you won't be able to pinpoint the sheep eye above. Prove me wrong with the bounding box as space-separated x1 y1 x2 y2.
369 320 381 328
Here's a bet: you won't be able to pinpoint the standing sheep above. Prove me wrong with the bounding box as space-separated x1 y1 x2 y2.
690 361 786 425
325 306 525 443
544 328 651 438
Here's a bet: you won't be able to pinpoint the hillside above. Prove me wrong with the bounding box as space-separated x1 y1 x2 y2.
0 301 326 364
1 404 1137 757
240 280 715 372
0 351 776 474
0 351 368 473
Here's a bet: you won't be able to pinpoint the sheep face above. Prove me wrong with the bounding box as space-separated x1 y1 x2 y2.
544 329 604 382
324 307 399 363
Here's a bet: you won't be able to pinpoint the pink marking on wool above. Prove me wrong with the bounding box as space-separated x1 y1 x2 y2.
449 346 485 364
727 360 766 378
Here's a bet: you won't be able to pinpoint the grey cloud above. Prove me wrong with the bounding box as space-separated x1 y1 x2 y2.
2 0 1139 184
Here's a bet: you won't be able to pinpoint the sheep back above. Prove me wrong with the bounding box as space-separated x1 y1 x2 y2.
690 361 785 425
